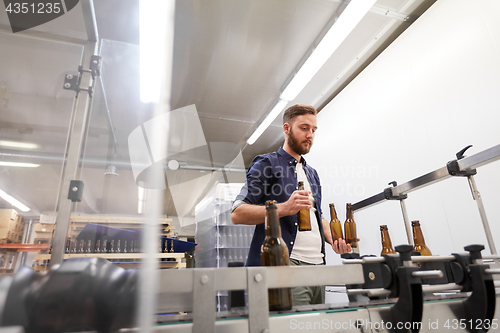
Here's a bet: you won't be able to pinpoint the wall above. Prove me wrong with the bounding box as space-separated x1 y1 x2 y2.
306 0 500 303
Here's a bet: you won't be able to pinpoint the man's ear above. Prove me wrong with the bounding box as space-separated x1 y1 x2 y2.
283 122 290 135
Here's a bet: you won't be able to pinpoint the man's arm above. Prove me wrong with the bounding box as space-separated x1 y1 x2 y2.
322 218 333 246
232 190 312 225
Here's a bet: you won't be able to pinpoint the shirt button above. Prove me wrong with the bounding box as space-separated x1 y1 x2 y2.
295 223 297 226
290 241 294 245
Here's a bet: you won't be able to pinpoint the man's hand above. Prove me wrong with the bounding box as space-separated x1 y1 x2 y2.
278 190 311 217
332 238 361 254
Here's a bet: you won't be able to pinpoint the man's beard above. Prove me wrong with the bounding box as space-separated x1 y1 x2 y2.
287 128 312 155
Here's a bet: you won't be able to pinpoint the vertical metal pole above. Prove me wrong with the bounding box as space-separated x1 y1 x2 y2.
467 176 497 255
400 199 413 245
51 0 99 266
19 219 34 266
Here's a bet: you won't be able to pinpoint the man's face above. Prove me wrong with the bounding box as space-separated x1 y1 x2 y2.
285 114 317 156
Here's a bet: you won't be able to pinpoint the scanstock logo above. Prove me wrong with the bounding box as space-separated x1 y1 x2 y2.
3 0 79 33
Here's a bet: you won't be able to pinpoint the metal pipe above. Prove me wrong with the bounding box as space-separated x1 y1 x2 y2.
342 257 386 265
400 199 413 245
346 288 391 297
352 143 500 212
483 255 500 260
19 219 34 266
422 283 462 293
51 0 99 266
411 255 456 262
467 176 498 256
485 269 500 275
412 270 443 279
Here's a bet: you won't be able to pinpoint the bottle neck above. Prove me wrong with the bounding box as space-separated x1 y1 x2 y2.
330 205 338 220
346 205 353 221
381 229 392 247
265 206 281 238
412 225 426 245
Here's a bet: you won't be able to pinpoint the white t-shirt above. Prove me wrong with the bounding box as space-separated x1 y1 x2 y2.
290 162 323 264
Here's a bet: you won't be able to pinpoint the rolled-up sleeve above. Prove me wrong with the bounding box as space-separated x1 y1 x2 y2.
232 156 270 210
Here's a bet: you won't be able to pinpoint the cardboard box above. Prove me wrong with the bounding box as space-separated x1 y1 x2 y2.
0 228 16 242
0 209 22 228
35 223 56 233
40 214 57 224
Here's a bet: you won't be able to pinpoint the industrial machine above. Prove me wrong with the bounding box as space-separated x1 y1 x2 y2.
0 245 499 333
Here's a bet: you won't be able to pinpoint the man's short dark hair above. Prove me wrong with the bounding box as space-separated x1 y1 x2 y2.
283 104 318 125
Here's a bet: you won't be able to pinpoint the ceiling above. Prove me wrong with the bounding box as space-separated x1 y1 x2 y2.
0 0 436 233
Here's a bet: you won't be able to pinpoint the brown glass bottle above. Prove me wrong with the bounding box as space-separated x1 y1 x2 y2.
297 181 311 231
380 225 395 255
344 203 358 248
412 221 432 255
261 200 292 311
329 203 343 242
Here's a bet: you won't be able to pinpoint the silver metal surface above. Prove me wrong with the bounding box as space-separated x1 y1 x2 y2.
81 0 98 43
467 175 498 256
19 219 33 266
353 143 500 212
247 267 269 333
215 267 248 291
51 0 99 265
342 257 386 265
264 264 364 288
422 283 462 293
0 327 25 333
411 255 456 262
484 255 500 260
400 199 413 245
412 270 443 279
391 166 451 197
193 269 216 333
485 269 500 275
347 288 391 297
458 143 500 171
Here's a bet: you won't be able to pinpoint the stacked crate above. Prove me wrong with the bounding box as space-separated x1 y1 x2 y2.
0 209 24 244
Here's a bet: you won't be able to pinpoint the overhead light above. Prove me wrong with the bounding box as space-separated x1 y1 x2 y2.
0 140 39 150
139 0 175 103
280 0 376 101
247 99 288 145
0 161 40 168
247 0 376 145
0 189 30 212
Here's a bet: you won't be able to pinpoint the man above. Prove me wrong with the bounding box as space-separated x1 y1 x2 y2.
231 104 353 306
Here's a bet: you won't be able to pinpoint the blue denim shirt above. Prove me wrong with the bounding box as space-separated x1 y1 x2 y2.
234 147 325 266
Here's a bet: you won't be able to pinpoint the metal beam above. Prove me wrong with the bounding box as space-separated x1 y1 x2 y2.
352 143 500 212
51 0 99 265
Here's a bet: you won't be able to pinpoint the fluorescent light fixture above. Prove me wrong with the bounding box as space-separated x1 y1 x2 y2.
247 99 288 145
139 0 175 103
247 0 375 145
0 189 30 212
280 0 376 101
0 161 40 168
0 140 39 149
